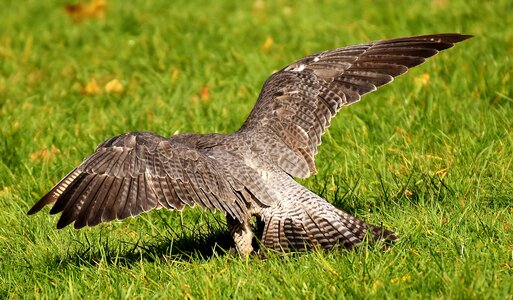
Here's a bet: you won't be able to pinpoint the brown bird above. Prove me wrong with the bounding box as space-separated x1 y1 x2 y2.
28 33 472 255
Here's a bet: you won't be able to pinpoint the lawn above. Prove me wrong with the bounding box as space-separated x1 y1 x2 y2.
1 0 513 298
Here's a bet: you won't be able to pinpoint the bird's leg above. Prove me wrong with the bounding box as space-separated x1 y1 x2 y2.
226 215 253 256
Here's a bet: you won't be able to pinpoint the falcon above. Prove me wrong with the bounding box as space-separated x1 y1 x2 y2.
28 33 472 255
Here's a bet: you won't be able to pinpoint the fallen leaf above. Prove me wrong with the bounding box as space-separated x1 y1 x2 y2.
390 274 411 284
201 85 209 101
414 73 430 87
30 145 59 162
0 186 12 198
262 36 273 52
104 79 123 94
170 68 180 82
404 189 414 198
372 279 383 290
83 78 100 95
65 0 106 23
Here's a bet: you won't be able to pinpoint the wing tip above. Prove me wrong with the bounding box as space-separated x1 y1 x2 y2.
57 215 75 229
27 204 40 215
439 33 474 43
27 193 56 215
424 33 474 46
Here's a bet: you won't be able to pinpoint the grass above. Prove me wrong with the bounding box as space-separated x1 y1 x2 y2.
1 0 513 298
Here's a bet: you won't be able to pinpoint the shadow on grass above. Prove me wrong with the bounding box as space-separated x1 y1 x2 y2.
50 213 266 267
52 214 239 267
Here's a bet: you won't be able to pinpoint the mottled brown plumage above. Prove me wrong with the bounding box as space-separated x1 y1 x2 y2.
28 34 471 255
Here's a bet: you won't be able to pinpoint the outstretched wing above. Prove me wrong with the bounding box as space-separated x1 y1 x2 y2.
239 34 472 178
28 132 249 229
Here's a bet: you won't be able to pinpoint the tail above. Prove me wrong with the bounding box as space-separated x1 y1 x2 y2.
260 194 397 252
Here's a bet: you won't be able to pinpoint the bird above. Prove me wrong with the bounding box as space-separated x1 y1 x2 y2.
28 33 472 255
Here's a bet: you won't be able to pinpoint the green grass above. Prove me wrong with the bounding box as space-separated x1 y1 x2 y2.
1 0 513 298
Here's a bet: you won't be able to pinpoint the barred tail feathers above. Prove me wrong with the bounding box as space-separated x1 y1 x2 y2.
260 195 396 252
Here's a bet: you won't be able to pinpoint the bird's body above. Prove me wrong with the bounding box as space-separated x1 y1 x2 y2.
28 33 471 255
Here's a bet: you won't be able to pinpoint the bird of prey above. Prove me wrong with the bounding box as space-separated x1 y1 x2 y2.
28 33 471 255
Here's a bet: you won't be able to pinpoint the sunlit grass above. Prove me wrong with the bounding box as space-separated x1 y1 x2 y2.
1 0 513 298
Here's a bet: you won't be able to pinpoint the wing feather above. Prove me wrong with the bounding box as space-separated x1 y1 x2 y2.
98 176 123 224
239 33 472 178
74 174 108 228
28 132 250 228
83 175 115 227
